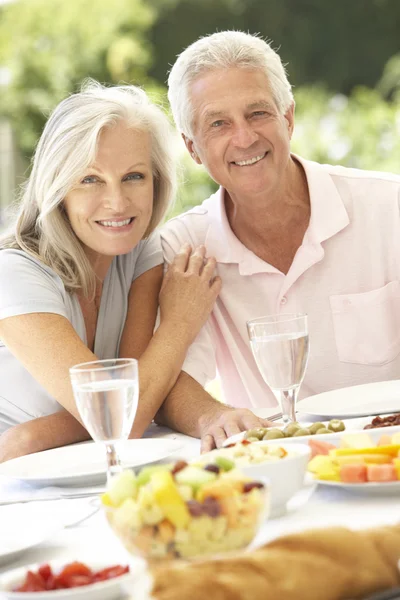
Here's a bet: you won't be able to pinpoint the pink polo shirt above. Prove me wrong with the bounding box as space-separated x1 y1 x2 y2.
160 155 400 409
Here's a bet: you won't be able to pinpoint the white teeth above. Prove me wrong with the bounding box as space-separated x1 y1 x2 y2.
234 153 265 166
98 218 132 228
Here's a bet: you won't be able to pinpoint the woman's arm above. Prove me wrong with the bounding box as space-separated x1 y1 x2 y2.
0 313 100 461
0 313 99 421
119 264 163 359
120 245 221 438
0 410 90 462
0 246 220 460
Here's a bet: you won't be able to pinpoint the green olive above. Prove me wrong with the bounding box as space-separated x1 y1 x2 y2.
246 436 260 443
328 419 345 433
283 422 302 437
262 428 285 440
309 422 326 435
245 428 266 441
292 427 312 437
315 427 332 435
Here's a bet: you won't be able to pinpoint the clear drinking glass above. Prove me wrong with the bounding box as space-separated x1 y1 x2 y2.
69 358 139 483
247 313 309 424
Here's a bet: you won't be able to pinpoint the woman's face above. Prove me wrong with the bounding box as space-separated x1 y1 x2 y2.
64 122 154 263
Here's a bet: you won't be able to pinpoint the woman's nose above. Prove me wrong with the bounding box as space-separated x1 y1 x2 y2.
103 185 130 212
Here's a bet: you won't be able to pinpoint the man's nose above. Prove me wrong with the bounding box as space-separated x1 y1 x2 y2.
231 121 258 148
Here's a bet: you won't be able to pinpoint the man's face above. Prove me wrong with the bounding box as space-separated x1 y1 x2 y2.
184 68 294 203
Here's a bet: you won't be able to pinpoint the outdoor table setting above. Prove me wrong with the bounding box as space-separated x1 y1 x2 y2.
1 407 400 599
0 315 400 598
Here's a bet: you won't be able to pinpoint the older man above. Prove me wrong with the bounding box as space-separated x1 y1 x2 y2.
155 30 400 451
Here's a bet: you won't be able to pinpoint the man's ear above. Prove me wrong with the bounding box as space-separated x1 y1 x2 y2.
284 102 295 139
182 133 202 165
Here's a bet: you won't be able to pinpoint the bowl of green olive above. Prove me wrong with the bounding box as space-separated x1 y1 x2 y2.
242 419 345 443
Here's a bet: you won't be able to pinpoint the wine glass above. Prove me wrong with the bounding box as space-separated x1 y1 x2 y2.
69 358 139 483
247 313 309 424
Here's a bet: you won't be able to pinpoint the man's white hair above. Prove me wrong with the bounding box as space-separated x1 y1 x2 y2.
168 30 294 137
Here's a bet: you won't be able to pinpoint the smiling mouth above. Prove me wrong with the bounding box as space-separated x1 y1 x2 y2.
96 217 135 228
232 152 267 167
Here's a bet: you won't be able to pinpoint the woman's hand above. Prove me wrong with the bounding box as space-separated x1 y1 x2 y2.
159 244 221 343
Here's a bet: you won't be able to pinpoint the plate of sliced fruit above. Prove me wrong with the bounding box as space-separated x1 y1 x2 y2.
306 429 400 495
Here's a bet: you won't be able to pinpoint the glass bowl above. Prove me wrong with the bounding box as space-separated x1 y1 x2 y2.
101 461 269 562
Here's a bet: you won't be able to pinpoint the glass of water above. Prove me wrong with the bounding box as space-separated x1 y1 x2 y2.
69 358 139 483
247 313 309 424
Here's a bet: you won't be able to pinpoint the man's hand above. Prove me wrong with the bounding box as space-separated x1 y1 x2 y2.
198 407 276 453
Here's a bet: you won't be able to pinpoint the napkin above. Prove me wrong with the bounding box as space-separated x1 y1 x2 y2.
150 523 400 600
0 477 105 505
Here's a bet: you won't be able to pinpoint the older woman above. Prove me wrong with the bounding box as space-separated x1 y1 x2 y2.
0 80 221 461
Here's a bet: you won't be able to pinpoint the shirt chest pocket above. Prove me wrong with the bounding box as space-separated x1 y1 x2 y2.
329 281 400 366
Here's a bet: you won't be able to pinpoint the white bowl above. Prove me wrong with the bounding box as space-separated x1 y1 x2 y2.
240 442 311 517
0 559 141 600
204 442 311 518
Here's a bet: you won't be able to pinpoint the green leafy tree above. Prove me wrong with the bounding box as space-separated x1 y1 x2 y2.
0 0 156 155
149 0 400 95
292 85 400 173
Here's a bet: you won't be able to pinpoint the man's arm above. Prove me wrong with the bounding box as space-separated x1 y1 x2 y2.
156 372 274 452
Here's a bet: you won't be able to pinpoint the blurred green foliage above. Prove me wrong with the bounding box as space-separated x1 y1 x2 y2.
292 86 400 173
0 0 399 219
149 0 400 95
0 0 157 154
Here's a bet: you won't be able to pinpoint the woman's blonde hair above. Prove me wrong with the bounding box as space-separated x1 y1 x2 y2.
1 80 176 298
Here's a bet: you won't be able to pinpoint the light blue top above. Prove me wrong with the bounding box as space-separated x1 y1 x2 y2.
0 233 162 433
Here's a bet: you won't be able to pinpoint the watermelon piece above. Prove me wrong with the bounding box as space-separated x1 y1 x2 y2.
340 464 367 483
309 439 337 459
367 464 397 482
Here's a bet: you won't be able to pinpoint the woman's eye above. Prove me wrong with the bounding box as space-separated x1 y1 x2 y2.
124 173 144 181
81 175 98 184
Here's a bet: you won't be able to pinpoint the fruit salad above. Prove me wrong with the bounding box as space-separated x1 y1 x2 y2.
307 432 400 483
203 439 293 466
102 461 268 560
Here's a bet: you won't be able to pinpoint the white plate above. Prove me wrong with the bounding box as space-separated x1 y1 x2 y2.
259 425 400 496
241 424 400 449
0 514 61 567
315 479 400 496
0 559 138 600
297 380 400 419
0 438 184 487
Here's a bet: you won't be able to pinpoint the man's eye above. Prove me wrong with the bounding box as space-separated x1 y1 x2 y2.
124 173 144 181
252 111 267 117
81 175 98 184
211 120 224 128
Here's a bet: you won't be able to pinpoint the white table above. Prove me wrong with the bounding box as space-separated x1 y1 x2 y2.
1 423 399 580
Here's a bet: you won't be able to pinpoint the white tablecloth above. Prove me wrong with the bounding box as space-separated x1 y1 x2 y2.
0 423 399 581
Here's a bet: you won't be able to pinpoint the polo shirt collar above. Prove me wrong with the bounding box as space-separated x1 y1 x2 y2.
204 154 350 276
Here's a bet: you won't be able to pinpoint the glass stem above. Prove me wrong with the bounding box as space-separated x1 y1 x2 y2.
277 388 298 424
105 442 122 485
